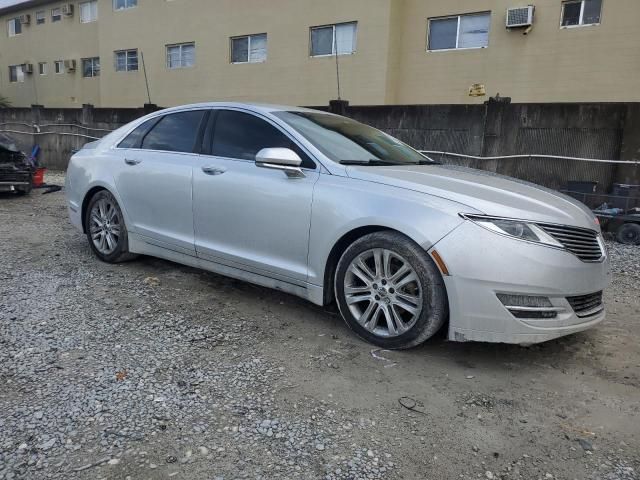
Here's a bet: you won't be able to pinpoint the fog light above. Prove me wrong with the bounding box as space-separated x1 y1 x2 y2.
496 294 563 319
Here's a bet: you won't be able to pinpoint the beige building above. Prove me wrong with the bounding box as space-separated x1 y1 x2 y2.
0 0 638 108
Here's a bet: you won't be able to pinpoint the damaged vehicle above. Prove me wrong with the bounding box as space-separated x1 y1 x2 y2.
0 133 33 195
65 103 611 349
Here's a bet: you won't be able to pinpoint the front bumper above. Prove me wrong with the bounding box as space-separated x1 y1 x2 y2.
432 221 611 344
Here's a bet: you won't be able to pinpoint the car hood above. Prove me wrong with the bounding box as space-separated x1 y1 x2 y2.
346 164 598 229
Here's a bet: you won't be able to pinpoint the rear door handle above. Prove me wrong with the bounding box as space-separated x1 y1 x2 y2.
124 158 142 166
202 166 226 176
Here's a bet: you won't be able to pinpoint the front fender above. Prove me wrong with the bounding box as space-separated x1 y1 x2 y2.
307 174 471 287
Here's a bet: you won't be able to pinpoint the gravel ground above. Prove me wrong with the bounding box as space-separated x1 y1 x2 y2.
0 172 639 480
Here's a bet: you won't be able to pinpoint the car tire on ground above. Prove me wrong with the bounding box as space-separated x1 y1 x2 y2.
334 231 448 350
85 190 137 263
616 223 640 245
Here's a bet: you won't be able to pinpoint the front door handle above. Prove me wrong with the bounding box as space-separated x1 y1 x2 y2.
202 166 226 176
124 158 142 166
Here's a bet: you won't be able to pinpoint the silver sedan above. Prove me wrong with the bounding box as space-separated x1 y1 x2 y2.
65 103 611 349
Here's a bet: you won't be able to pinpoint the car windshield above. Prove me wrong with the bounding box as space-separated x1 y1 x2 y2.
272 111 434 165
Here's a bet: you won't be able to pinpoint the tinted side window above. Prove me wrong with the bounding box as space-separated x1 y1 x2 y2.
141 111 205 153
118 118 157 148
211 110 315 169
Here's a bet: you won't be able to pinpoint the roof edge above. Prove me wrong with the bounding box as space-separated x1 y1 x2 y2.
0 0 54 17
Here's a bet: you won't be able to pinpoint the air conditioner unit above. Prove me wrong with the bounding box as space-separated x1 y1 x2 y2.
506 6 535 28
64 59 76 71
61 3 74 16
23 63 34 74
19 14 31 25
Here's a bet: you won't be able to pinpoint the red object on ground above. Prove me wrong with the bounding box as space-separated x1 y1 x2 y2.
33 167 46 187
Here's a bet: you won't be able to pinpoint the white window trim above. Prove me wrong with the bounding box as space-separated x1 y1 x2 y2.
560 0 602 28
310 22 357 58
54 60 64 74
79 1 98 23
36 10 46 24
230 34 267 64
113 0 137 11
114 49 138 72
82 57 100 77
427 12 491 52
166 43 195 69
38 62 47 75
51 8 62 22
9 65 25 83
7 18 21 37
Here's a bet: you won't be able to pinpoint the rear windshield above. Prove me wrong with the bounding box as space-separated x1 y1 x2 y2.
272 111 429 165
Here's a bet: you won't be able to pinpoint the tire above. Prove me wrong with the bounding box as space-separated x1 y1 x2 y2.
334 231 448 349
85 190 137 263
616 223 640 245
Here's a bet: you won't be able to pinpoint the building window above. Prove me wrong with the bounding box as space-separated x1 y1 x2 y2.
82 57 100 77
51 8 62 22
7 18 22 37
166 43 195 69
561 0 602 27
310 22 357 56
9 65 24 83
54 60 64 74
38 62 47 75
115 49 138 71
428 12 491 51
231 34 267 64
36 10 46 24
114 0 137 11
80 1 98 23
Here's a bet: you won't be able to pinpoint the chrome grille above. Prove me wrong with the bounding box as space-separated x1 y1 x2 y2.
567 291 604 317
538 223 603 262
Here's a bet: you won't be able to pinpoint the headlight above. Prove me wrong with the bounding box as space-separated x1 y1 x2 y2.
461 214 564 248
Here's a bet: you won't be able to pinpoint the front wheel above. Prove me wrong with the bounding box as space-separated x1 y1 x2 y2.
616 223 640 245
335 231 448 350
85 190 137 263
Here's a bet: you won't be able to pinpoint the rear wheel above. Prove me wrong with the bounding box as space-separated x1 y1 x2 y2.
335 231 448 349
616 223 640 245
85 190 137 263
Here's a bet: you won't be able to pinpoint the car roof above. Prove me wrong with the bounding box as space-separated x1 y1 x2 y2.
157 102 329 116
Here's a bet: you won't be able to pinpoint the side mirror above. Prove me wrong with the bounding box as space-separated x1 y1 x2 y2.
255 148 305 178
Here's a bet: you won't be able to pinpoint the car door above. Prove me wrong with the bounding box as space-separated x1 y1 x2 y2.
112 109 208 256
193 109 320 284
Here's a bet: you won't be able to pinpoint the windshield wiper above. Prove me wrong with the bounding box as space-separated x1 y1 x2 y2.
340 159 441 166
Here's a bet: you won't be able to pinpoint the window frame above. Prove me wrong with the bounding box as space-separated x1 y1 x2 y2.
117 110 209 154
79 1 98 23
54 60 64 74
7 18 22 37
81 57 101 78
309 21 358 58
203 108 317 170
9 65 25 83
166 42 196 69
560 0 602 28
427 11 491 52
114 49 139 72
51 7 62 22
38 62 47 75
36 10 46 24
113 0 137 11
230 33 268 64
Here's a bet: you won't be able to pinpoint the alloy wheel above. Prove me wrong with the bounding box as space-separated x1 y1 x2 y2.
343 248 423 338
89 198 122 255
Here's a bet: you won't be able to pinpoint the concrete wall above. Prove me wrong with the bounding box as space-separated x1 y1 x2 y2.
1 102 638 191
1 0 640 108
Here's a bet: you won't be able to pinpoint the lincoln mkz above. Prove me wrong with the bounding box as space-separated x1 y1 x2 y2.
66 103 611 349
